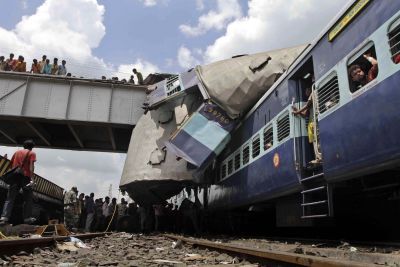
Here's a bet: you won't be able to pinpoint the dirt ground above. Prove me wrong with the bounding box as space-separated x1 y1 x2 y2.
1 233 259 267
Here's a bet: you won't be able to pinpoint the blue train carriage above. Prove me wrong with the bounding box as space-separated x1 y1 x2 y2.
197 0 400 229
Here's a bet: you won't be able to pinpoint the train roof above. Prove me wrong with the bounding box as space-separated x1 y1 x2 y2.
243 0 357 121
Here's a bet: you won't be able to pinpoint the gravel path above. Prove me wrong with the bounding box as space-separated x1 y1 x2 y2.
2 233 259 266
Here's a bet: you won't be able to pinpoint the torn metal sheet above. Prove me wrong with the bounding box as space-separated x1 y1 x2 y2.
195 45 307 118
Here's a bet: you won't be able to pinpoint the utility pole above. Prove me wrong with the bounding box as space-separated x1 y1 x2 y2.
108 184 112 198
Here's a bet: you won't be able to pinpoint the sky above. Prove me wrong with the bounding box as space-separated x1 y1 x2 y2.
0 0 350 199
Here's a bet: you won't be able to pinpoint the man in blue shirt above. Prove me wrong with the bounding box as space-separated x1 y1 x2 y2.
58 60 67 76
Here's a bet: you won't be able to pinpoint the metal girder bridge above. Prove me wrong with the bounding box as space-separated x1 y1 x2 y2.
0 71 146 152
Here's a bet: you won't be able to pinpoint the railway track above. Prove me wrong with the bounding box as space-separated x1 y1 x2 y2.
0 232 111 255
164 234 395 267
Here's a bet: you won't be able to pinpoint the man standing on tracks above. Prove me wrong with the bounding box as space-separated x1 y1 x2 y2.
85 193 95 232
0 140 37 225
64 186 78 230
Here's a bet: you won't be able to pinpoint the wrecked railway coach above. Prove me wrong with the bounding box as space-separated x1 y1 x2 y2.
119 46 305 204
0 155 64 224
171 0 400 231
122 0 400 232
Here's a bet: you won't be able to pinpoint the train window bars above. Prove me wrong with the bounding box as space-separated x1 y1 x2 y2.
228 159 233 175
388 18 400 64
221 164 227 180
242 145 250 165
234 152 241 171
166 75 181 96
252 135 261 158
277 113 290 142
347 42 378 93
263 126 273 151
316 73 340 114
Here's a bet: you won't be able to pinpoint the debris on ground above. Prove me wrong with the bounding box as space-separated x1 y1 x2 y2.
4 233 258 266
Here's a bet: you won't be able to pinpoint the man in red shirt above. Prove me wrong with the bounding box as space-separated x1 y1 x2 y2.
0 140 37 225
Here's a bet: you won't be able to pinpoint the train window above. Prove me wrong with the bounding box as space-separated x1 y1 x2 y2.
252 135 261 158
234 152 241 170
221 164 227 179
388 18 400 64
277 113 290 142
263 126 273 150
242 145 250 165
317 74 339 114
347 43 378 93
227 159 233 175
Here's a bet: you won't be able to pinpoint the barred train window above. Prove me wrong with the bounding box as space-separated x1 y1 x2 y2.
221 164 227 179
263 126 273 150
242 145 250 165
388 18 400 64
347 43 378 93
252 135 260 158
277 114 290 142
234 152 241 170
227 159 233 175
317 74 340 114
166 75 181 96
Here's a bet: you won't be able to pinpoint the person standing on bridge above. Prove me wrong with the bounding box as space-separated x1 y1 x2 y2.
38 55 47 72
41 59 51 75
133 69 143 85
5 53 17 71
0 140 37 225
14 56 26 72
0 56 7 71
58 60 67 76
31 59 41 74
51 58 59 75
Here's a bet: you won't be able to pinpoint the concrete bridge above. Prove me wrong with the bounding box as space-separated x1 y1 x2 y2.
0 71 146 152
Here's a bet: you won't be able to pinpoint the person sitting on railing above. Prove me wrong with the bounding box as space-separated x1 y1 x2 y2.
129 75 135 84
38 55 47 72
0 56 6 71
51 58 59 75
13 55 26 72
41 59 51 74
31 59 40 74
58 60 67 76
5 53 17 71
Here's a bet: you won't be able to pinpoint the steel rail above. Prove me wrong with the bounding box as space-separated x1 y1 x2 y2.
164 234 377 267
0 232 111 255
263 236 400 248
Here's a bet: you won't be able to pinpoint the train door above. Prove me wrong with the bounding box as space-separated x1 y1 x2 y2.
291 58 332 218
290 57 322 175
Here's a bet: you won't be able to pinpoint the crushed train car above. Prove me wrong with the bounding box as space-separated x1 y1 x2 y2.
120 45 306 204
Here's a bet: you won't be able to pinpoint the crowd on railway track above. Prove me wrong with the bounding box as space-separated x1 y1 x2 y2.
63 186 199 235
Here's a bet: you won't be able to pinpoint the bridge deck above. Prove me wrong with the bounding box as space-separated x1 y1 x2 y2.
0 71 146 152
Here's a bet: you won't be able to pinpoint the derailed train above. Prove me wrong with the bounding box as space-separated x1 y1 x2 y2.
120 0 400 230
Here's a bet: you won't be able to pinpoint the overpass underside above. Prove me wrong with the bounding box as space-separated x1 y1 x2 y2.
0 72 146 152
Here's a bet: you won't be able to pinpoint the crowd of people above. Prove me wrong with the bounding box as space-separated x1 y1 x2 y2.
0 53 69 76
0 52 145 85
63 186 200 234
64 186 129 232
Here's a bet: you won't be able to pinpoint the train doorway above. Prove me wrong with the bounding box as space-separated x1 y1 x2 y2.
290 57 322 174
